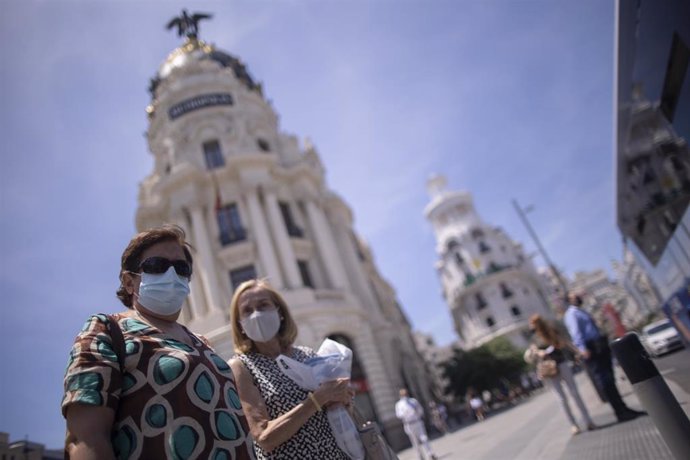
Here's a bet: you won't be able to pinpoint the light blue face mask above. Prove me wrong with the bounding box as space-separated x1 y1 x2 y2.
135 266 190 315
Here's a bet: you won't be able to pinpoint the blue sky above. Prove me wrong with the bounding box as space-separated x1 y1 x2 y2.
0 0 619 447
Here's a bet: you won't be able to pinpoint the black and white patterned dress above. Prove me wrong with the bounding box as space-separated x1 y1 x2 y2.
237 346 349 460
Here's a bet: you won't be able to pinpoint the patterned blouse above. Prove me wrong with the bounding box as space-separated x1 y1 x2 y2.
237 347 349 460
62 313 255 460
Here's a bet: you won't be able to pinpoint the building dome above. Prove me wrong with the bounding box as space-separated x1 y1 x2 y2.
150 38 261 98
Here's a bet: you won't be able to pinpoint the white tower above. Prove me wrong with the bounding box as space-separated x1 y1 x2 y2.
424 175 551 349
135 16 430 448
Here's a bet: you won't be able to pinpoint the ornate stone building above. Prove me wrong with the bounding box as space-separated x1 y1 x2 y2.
568 268 648 334
424 175 552 349
134 20 430 448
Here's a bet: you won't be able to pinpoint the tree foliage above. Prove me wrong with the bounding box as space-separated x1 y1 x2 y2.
441 336 527 399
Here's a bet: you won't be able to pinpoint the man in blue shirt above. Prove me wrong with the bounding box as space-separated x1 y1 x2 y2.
564 293 645 422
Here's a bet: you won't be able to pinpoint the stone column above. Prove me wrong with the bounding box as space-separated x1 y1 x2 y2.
330 221 378 309
189 206 225 312
355 328 397 420
245 189 284 287
172 212 207 319
305 200 349 289
264 192 302 288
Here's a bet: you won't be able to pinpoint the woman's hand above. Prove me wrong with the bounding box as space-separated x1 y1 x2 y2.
313 378 353 408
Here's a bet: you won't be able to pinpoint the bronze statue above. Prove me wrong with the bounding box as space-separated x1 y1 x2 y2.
166 9 212 40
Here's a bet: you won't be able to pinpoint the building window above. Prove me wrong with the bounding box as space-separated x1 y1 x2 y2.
257 138 271 152
500 282 513 298
279 201 304 237
479 241 491 253
471 228 484 239
476 293 487 310
487 261 501 273
297 260 314 288
486 316 495 328
217 203 246 245
203 140 224 169
230 265 256 290
511 305 521 317
464 273 476 287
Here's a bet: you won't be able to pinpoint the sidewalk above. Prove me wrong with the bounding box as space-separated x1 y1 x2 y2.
397 366 690 460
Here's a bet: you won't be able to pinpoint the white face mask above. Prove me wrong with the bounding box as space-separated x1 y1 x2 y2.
240 309 281 343
134 266 190 316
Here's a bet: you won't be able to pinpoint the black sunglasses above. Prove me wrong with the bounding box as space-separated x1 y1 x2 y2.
139 256 192 278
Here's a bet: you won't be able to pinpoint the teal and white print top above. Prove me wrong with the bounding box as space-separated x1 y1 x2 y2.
62 313 255 460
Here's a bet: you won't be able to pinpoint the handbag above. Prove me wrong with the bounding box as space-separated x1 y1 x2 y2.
353 408 399 460
65 314 125 459
537 358 559 379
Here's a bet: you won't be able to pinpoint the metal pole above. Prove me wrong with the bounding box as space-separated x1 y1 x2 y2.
611 333 690 460
512 199 569 297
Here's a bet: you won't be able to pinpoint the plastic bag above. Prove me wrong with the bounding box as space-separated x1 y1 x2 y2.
276 339 365 460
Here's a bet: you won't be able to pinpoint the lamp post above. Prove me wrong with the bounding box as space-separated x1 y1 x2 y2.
512 199 569 299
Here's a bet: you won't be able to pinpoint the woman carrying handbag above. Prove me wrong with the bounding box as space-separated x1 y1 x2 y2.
524 314 597 435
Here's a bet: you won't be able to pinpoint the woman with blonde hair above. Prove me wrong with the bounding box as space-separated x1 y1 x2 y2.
525 314 596 435
228 278 353 459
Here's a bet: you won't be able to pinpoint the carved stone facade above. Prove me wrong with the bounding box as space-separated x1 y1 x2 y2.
424 176 552 350
135 35 431 448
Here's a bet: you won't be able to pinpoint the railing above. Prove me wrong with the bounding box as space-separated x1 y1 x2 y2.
463 263 516 288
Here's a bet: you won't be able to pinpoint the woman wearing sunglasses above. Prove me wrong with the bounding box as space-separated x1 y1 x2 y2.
228 279 353 459
62 225 254 460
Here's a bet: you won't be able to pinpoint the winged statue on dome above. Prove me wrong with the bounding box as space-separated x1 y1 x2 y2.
166 10 212 40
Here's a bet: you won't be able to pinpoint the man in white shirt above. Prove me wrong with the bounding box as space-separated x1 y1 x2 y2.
394 388 438 460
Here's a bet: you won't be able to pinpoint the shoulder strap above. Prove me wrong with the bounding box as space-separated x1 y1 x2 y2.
352 405 368 427
106 314 126 371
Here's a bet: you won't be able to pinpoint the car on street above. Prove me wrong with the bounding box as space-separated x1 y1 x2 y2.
641 319 685 357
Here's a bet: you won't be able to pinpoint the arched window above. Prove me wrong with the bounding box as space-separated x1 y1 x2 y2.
203 139 224 169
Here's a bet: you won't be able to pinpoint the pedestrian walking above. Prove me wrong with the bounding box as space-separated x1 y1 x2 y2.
563 293 646 422
428 401 449 435
467 388 486 421
526 314 596 435
395 389 438 460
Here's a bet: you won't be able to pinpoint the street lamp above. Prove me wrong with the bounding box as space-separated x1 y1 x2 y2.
512 199 569 299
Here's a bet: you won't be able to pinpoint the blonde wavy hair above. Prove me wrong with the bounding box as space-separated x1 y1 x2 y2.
529 314 566 348
229 279 298 354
